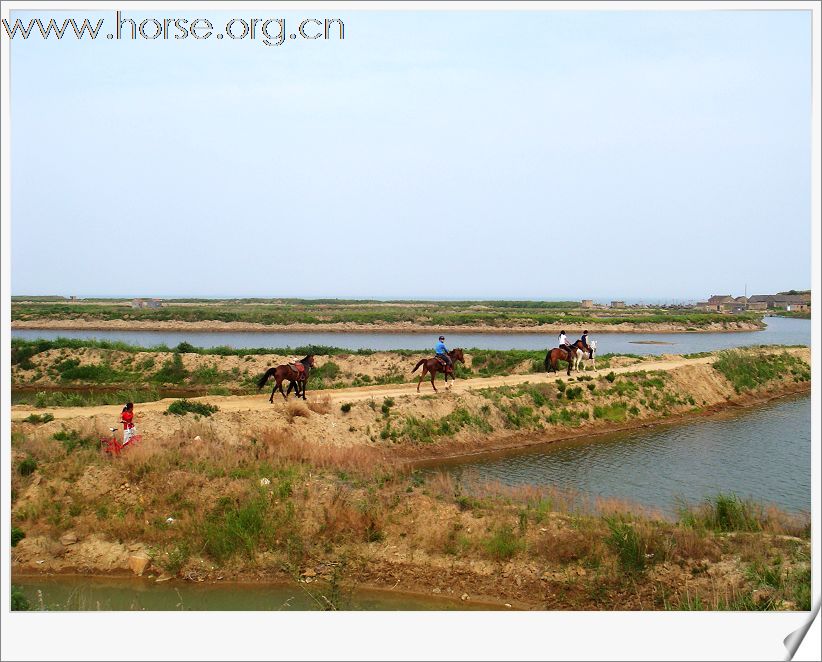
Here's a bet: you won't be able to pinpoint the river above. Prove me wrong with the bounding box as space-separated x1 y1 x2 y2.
11 575 492 611
10 316 810 354
425 394 811 516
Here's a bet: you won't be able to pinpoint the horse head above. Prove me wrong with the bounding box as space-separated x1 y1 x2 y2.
302 355 316 368
588 340 597 358
451 348 465 363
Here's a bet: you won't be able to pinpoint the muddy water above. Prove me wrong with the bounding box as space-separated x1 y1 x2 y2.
11 316 810 354
11 575 493 611
427 395 811 516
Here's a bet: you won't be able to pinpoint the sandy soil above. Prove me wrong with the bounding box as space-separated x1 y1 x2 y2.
12 318 764 334
10 348 810 464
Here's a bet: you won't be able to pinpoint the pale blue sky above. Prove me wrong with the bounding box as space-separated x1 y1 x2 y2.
9 9 812 299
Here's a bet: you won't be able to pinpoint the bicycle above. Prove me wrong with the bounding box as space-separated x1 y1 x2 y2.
100 427 142 456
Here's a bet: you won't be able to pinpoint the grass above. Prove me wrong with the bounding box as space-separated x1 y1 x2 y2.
166 399 219 417
713 349 809 393
23 412 54 424
13 300 762 329
482 525 525 560
678 493 765 533
200 493 284 562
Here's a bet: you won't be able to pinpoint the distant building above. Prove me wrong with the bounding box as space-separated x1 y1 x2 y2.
580 299 594 309
749 294 810 311
132 298 163 309
610 301 625 309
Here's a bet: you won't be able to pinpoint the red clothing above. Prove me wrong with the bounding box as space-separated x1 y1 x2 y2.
121 410 134 430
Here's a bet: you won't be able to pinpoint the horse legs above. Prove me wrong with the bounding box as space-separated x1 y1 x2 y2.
417 366 428 392
300 379 307 400
269 385 276 403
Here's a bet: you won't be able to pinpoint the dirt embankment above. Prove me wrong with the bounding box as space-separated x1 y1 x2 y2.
11 318 765 334
10 347 810 609
11 348 810 462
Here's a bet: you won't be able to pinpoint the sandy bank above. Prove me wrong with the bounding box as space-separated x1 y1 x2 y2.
12 318 765 334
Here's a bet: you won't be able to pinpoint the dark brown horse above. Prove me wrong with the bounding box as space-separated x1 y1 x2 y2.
412 348 465 392
257 355 316 402
544 345 576 376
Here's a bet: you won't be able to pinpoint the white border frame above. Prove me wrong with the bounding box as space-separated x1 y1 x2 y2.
1 2 819 660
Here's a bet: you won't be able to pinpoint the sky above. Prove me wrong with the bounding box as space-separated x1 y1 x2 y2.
8 9 813 300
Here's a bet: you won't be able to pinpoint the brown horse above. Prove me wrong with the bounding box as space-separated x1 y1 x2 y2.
257 355 316 402
412 348 465 392
544 346 575 376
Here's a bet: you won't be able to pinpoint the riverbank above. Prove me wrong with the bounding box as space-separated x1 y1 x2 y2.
11 318 765 334
9 346 811 609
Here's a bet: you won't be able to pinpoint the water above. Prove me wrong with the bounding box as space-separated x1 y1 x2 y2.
11 575 491 611
428 395 811 516
11 316 810 354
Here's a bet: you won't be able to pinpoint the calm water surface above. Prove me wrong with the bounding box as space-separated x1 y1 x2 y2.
428 395 811 516
11 575 491 611
11 316 810 354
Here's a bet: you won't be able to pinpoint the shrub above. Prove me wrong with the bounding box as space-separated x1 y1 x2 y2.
592 403 628 423
200 494 285 562
340 402 352 413
167 399 218 417
565 386 583 401
11 526 25 547
605 371 617 383
604 517 667 572
482 525 525 560
713 349 807 393
18 457 37 476
53 428 95 452
679 493 764 533
23 413 54 425
152 352 189 384
11 587 30 611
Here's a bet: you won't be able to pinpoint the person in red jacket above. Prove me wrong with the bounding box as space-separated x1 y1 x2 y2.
120 402 135 446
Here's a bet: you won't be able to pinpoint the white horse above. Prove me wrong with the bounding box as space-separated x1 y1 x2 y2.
572 340 597 372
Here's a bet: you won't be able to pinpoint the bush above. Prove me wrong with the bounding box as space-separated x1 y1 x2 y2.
23 413 54 425
18 457 37 476
713 349 808 393
340 402 352 413
482 525 525 560
53 428 95 452
167 399 218 417
605 371 617 383
152 352 189 384
11 526 25 547
678 493 764 533
11 587 30 611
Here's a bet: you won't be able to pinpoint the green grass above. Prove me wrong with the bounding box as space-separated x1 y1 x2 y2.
678 493 765 533
201 494 276 562
592 402 629 423
482 525 525 560
713 349 809 393
18 457 37 476
11 526 25 547
166 399 219 417
13 300 760 329
52 428 95 453
395 407 492 443
22 412 54 424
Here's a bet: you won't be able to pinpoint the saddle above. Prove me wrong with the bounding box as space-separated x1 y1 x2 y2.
290 363 306 377
435 356 453 372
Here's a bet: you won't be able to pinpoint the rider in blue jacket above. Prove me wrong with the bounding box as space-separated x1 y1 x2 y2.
435 335 453 372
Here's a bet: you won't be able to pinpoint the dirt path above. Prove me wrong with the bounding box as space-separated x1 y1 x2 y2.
10 355 716 422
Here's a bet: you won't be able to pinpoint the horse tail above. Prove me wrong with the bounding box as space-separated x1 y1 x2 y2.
257 367 277 389
411 359 426 373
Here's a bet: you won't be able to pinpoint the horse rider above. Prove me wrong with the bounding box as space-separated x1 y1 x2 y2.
435 335 453 373
580 329 591 356
558 330 575 358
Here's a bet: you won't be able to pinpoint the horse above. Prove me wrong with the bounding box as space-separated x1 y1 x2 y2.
411 348 465 392
572 339 597 372
544 346 575 376
257 355 316 402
